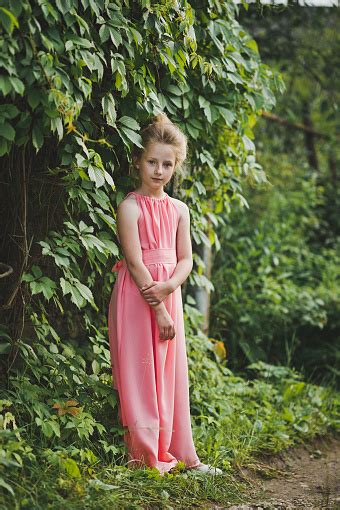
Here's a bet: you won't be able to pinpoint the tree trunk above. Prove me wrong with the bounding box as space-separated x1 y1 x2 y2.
193 242 212 336
302 102 319 171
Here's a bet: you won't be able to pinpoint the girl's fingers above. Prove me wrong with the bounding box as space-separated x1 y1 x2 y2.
159 327 175 341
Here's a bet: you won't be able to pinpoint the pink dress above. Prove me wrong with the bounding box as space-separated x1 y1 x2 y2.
108 191 201 474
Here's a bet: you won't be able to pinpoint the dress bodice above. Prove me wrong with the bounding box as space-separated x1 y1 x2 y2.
112 191 179 273
125 191 179 250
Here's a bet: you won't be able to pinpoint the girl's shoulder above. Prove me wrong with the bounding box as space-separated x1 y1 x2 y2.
168 196 190 220
118 191 139 207
116 193 140 217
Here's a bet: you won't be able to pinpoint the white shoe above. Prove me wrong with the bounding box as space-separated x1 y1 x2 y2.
188 462 223 475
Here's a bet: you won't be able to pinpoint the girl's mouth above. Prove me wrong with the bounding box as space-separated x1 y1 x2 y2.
152 178 162 182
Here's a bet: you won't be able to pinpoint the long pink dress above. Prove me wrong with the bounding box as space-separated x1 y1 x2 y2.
108 190 201 474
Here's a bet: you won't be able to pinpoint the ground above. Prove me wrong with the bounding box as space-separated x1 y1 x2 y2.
227 435 340 509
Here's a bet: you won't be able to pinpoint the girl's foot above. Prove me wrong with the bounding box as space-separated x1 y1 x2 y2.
187 462 223 475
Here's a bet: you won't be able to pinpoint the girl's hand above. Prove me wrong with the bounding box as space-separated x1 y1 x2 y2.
139 280 172 306
154 307 176 341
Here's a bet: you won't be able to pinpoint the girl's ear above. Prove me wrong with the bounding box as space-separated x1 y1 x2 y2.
132 155 140 169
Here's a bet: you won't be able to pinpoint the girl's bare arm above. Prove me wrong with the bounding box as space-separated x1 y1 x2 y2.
166 202 193 292
116 197 167 314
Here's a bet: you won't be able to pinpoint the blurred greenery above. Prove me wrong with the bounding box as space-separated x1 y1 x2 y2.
210 164 340 384
210 4 340 386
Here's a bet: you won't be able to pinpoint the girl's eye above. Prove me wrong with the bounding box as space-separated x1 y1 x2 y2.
148 160 172 167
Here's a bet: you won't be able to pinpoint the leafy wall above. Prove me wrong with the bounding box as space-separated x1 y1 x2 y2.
0 0 282 461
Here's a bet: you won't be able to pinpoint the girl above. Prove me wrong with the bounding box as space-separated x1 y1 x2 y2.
108 112 222 476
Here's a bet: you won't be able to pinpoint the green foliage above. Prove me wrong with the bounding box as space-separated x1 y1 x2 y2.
0 3 282 417
210 169 340 379
1 334 339 507
185 310 339 466
0 0 281 454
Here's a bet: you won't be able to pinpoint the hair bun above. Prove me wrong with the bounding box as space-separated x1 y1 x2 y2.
152 112 170 124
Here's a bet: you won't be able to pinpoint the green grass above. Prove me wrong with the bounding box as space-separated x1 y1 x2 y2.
2 462 244 510
1 360 339 510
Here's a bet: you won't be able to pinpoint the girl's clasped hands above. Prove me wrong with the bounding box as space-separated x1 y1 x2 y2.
139 280 171 306
139 280 176 341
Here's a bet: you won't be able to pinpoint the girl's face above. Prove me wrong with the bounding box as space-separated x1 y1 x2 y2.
135 142 176 190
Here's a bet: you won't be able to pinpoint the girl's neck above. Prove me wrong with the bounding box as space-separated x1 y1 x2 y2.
135 186 166 199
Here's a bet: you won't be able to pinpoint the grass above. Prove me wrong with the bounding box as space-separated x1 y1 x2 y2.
4 462 244 510
1 359 339 509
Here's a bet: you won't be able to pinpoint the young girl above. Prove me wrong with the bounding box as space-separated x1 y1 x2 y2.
108 112 222 476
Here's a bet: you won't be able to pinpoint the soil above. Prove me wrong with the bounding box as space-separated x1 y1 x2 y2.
227 435 340 509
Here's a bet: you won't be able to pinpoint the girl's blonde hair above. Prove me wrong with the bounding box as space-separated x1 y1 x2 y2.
129 112 188 188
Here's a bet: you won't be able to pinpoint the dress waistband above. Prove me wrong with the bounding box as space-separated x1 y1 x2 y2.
111 248 177 272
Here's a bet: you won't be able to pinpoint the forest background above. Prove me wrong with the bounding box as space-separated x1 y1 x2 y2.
0 1 339 508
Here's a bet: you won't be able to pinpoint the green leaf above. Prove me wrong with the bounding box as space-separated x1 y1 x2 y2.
73 374 82 384
92 359 100 375
0 122 15 141
227 72 243 85
0 104 19 119
219 107 235 127
65 36 94 50
169 95 182 109
36 418 54 438
27 88 41 109
0 342 11 354
102 93 117 127
0 477 14 496
242 134 255 152
245 39 259 53
88 479 119 491
109 27 122 48
198 95 210 108
165 84 183 96
88 165 105 188
130 27 143 47
75 281 94 302
204 105 211 123
49 419 61 438
0 138 9 156
117 116 139 130
99 25 110 43
0 75 11 96
32 125 44 151
50 117 63 140
60 458 81 478
9 76 25 96
103 170 114 187
186 122 199 139
119 127 143 148
0 7 19 34
30 276 56 300
60 277 71 296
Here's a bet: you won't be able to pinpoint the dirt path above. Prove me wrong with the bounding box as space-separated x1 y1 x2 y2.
228 435 340 509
